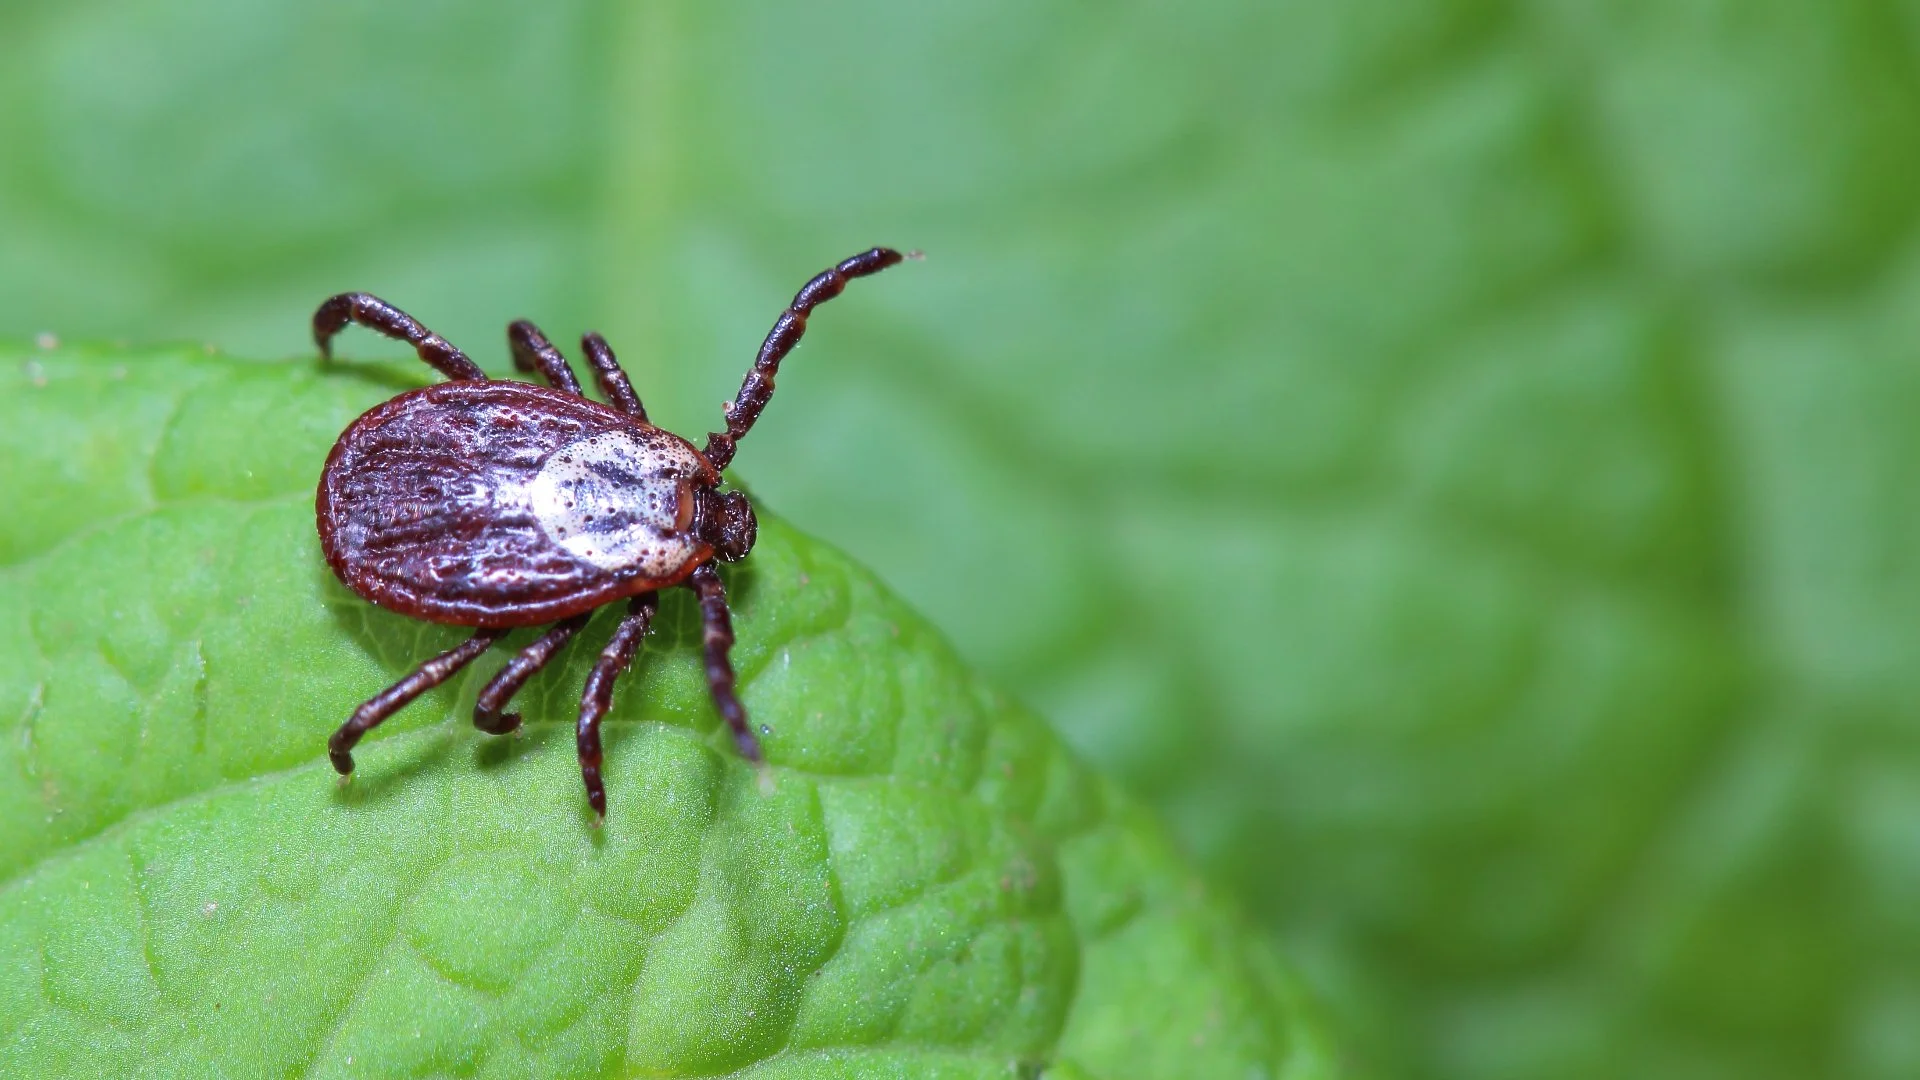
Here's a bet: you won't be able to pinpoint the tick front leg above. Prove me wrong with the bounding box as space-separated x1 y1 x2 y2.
312 293 487 382
576 592 658 819
473 614 592 735
329 627 508 775
506 320 584 395
687 563 765 764
702 247 913 471
580 333 647 421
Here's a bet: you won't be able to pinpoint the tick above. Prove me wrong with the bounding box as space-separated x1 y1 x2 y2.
313 246 912 817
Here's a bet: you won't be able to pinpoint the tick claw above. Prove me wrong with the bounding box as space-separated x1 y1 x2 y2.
730 720 765 763
473 708 521 736
586 780 607 821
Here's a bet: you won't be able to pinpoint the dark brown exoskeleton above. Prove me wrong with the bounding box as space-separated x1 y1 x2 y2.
313 247 912 818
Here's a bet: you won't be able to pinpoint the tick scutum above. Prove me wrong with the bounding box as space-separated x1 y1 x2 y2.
311 245 912 817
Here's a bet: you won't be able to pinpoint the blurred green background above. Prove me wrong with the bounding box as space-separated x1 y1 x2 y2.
4 2 1918 1078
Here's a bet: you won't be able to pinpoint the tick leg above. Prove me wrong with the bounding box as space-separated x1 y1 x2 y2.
329 627 508 775
313 293 487 382
702 247 914 471
576 592 658 819
688 563 765 763
472 613 592 734
507 320 584 395
580 332 647 421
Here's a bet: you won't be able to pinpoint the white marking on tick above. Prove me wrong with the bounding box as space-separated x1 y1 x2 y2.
530 430 701 575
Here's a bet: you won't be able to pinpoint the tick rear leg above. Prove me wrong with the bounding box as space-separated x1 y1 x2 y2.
313 293 487 382
473 614 592 735
580 333 647 421
688 563 765 763
507 320 584 395
576 592 659 819
702 246 913 471
329 627 508 775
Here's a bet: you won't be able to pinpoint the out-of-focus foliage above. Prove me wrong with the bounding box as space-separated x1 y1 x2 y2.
1 2 1917 1078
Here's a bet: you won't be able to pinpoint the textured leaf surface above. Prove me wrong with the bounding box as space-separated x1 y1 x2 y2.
4 3 1919 1078
0 344 1336 1078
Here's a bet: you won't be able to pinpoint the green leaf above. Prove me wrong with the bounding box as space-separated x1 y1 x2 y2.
0 343 1338 1078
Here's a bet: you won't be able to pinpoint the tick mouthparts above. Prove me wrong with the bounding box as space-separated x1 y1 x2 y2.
695 488 758 563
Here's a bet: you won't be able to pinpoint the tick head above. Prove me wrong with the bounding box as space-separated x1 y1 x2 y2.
697 488 757 563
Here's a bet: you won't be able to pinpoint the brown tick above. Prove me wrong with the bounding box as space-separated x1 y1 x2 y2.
314 247 912 817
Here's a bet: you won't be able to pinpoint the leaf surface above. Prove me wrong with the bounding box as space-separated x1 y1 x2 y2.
0 344 1335 1079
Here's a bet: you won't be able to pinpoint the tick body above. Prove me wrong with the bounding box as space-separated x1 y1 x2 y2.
313 246 911 817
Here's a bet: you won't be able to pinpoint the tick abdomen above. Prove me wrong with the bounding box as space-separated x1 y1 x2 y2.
317 381 716 626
